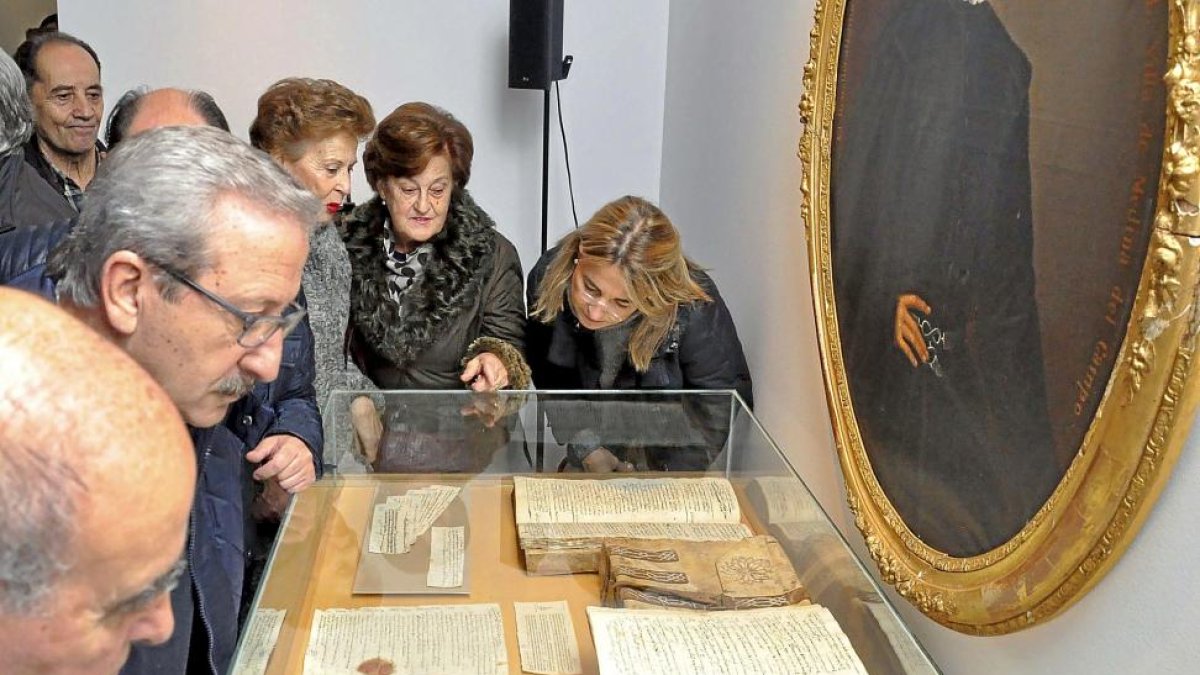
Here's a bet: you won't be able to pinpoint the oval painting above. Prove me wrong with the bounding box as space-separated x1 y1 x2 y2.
830 0 1168 557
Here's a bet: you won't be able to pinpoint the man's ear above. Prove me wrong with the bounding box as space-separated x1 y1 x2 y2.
99 251 152 337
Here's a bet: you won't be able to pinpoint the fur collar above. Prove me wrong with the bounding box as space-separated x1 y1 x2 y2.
341 189 496 368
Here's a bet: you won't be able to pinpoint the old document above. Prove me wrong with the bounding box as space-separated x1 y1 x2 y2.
513 476 741 524
518 521 751 542
230 608 286 675
586 605 867 675
368 485 461 554
303 605 506 675
368 502 409 554
427 526 465 588
514 601 582 675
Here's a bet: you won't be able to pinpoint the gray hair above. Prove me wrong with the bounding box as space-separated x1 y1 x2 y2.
50 125 318 306
0 441 84 614
0 50 34 155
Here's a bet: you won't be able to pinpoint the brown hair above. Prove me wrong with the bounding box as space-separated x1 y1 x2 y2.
249 78 375 161
532 196 711 371
363 102 473 190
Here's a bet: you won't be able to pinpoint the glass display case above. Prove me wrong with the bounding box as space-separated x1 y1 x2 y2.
233 390 939 674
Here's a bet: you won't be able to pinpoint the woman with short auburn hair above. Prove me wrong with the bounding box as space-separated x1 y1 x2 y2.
250 77 376 407
527 195 753 472
342 101 529 393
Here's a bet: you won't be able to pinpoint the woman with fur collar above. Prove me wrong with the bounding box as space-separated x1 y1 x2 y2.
341 102 529 394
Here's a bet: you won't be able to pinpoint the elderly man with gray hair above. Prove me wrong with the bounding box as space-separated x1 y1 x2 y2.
1 125 319 674
0 49 73 233
0 288 196 675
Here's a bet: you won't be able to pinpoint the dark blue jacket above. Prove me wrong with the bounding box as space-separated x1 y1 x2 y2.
0 220 322 674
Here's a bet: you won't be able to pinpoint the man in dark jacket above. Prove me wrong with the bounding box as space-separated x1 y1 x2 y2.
13 31 106 212
101 83 323 502
99 83 324 618
0 126 318 674
0 49 73 233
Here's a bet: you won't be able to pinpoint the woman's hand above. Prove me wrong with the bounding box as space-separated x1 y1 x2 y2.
460 352 509 391
894 293 932 367
350 395 382 465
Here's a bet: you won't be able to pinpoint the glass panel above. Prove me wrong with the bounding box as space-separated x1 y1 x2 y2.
239 390 939 674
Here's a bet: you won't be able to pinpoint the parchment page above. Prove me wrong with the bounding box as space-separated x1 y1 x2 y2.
518 522 752 542
586 605 868 675
368 502 409 554
303 605 506 675
231 608 286 675
514 600 582 675
427 526 465 588
513 477 741 525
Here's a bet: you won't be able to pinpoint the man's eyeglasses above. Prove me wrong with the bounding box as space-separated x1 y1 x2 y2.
154 265 306 348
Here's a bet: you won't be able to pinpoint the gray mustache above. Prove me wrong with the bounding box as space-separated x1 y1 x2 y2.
214 374 256 398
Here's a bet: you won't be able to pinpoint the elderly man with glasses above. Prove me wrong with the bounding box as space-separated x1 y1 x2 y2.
0 125 317 675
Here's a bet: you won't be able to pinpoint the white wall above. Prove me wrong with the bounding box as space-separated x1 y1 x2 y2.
58 0 669 273
659 1 1200 674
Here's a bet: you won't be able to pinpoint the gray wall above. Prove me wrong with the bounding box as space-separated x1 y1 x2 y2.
659 1 1200 673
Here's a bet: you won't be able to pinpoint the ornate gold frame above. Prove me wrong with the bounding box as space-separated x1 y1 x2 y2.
800 0 1200 633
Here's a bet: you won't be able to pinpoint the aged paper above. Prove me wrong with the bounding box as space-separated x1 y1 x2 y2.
513 477 741 524
303 605 506 675
518 522 752 543
427 526 465 588
370 485 462 554
230 608 286 675
586 605 868 675
368 502 409 554
514 601 582 675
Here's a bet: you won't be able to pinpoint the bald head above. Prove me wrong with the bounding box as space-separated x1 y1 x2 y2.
125 88 206 137
0 288 195 674
105 86 230 147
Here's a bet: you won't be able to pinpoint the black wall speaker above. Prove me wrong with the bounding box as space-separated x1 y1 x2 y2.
509 0 565 90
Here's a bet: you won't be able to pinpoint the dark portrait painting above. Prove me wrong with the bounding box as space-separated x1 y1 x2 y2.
831 0 1167 557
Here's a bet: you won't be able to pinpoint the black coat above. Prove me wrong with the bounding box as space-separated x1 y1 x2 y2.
0 152 73 234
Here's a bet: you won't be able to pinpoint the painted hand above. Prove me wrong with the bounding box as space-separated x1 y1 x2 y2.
894 293 932 367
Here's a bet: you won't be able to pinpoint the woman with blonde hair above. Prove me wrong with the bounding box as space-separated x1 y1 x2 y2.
527 195 752 471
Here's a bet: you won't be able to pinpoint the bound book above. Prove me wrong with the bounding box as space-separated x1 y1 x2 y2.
598 535 809 610
512 476 753 575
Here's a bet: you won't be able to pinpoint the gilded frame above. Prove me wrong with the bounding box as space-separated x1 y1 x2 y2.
800 0 1200 633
